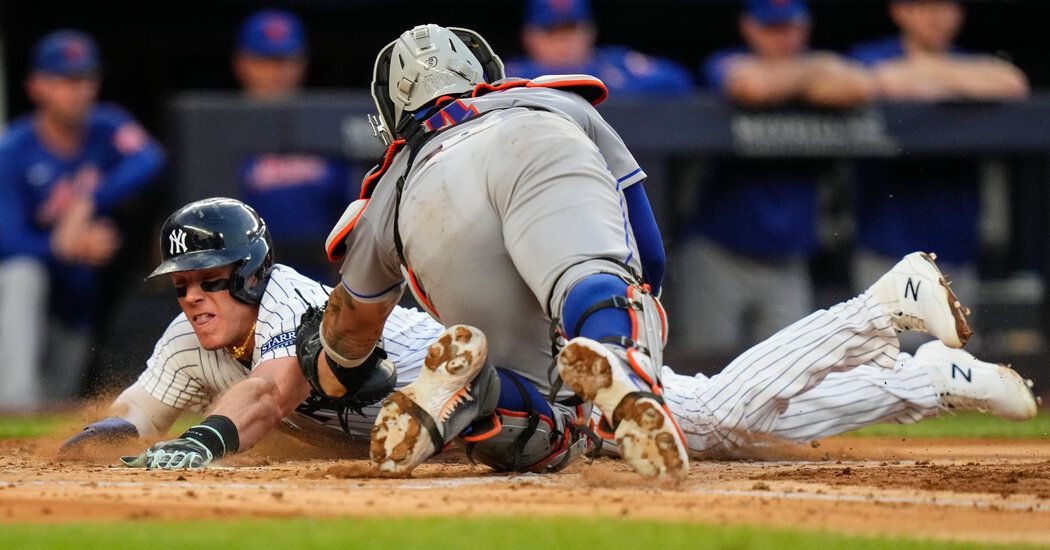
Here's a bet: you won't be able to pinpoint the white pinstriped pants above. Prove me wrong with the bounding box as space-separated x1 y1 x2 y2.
661 292 940 454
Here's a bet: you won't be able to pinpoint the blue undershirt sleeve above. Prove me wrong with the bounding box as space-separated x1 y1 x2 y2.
623 181 665 294
93 141 166 213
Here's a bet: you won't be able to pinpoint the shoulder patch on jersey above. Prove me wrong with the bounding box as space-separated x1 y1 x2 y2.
261 330 297 355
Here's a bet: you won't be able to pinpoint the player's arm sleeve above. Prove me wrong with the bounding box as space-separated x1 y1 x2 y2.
136 330 209 416
338 216 405 303
623 182 665 294
109 381 183 438
0 149 53 259
93 111 167 213
702 52 735 90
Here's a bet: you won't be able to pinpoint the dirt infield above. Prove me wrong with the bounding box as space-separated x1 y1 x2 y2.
1 433 1048 545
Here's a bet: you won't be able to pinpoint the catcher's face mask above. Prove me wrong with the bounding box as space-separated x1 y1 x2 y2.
369 24 504 146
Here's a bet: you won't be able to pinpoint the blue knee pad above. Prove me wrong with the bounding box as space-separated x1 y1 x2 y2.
561 273 632 342
494 368 553 418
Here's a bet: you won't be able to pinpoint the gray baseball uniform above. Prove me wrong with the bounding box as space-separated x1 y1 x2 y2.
339 85 646 395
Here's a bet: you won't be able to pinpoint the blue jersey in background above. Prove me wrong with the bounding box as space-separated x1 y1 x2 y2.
848 36 980 266
0 103 165 325
685 49 824 258
504 46 694 95
239 153 356 282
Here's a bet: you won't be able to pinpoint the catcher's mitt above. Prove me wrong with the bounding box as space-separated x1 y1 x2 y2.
296 302 397 411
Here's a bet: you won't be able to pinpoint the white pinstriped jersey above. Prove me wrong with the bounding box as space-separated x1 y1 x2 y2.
136 263 445 438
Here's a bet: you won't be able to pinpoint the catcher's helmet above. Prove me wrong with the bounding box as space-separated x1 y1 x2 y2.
370 24 504 145
148 197 274 305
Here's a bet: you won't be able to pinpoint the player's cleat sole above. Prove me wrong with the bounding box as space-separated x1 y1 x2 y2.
370 325 487 474
557 338 689 482
867 251 972 348
914 341 1039 421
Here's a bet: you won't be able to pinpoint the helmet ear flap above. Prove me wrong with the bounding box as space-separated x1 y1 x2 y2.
228 236 274 305
370 41 398 146
449 27 505 83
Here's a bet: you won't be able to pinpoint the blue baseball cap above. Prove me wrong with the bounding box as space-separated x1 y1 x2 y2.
745 0 811 26
31 30 100 77
237 9 306 57
526 0 593 29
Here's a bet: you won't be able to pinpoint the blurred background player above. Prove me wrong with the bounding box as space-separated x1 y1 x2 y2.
504 0 693 95
848 0 1029 351
0 30 165 409
671 0 874 363
233 9 355 283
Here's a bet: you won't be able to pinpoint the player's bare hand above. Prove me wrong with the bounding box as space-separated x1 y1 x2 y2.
78 218 122 266
121 437 213 470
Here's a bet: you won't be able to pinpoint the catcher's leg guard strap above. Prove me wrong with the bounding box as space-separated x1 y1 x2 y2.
563 273 632 341
462 369 582 472
559 274 668 387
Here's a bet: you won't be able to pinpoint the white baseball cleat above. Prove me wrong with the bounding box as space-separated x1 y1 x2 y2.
866 251 972 348
370 325 493 474
557 337 689 482
914 341 1039 421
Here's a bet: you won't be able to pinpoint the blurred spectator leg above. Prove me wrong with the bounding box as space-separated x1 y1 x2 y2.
853 248 978 353
754 254 812 344
41 319 92 404
0 257 49 410
671 237 751 369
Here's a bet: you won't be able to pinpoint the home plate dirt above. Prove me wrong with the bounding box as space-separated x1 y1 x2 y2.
1 434 1048 545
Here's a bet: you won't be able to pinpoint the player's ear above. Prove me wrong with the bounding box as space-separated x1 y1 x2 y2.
232 54 248 87
25 74 40 102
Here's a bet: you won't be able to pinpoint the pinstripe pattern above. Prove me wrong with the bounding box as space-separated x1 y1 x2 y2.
136 264 443 436
654 293 943 454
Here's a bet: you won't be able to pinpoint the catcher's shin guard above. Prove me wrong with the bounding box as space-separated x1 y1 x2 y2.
370 325 499 473
461 369 587 473
557 278 686 480
564 277 668 388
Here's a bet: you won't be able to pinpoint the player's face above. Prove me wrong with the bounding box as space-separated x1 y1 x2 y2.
741 17 810 59
233 54 306 100
891 0 963 52
522 23 596 68
27 74 100 126
172 265 257 351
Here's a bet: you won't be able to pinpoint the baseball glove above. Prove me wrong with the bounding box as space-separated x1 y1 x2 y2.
296 302 397 412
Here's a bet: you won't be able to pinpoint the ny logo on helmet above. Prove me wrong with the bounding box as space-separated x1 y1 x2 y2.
169 228 188 255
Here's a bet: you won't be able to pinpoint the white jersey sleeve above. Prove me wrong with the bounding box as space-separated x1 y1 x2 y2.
137 315 212 411
253 264 331 363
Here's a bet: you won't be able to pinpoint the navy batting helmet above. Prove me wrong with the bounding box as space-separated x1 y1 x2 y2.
148 197 274 305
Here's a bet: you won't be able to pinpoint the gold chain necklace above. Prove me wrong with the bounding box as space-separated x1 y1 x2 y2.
226 321 257 361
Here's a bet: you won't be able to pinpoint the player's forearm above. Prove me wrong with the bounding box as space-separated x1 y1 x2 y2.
321 284 396 364
724 60 809 107
110 383 181 438
936 58 1030 99
93 143 166 213
209 376 309 450
801 55 877 108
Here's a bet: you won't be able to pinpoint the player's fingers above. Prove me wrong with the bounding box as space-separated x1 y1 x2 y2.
148 450 172 470
120 453 149 468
